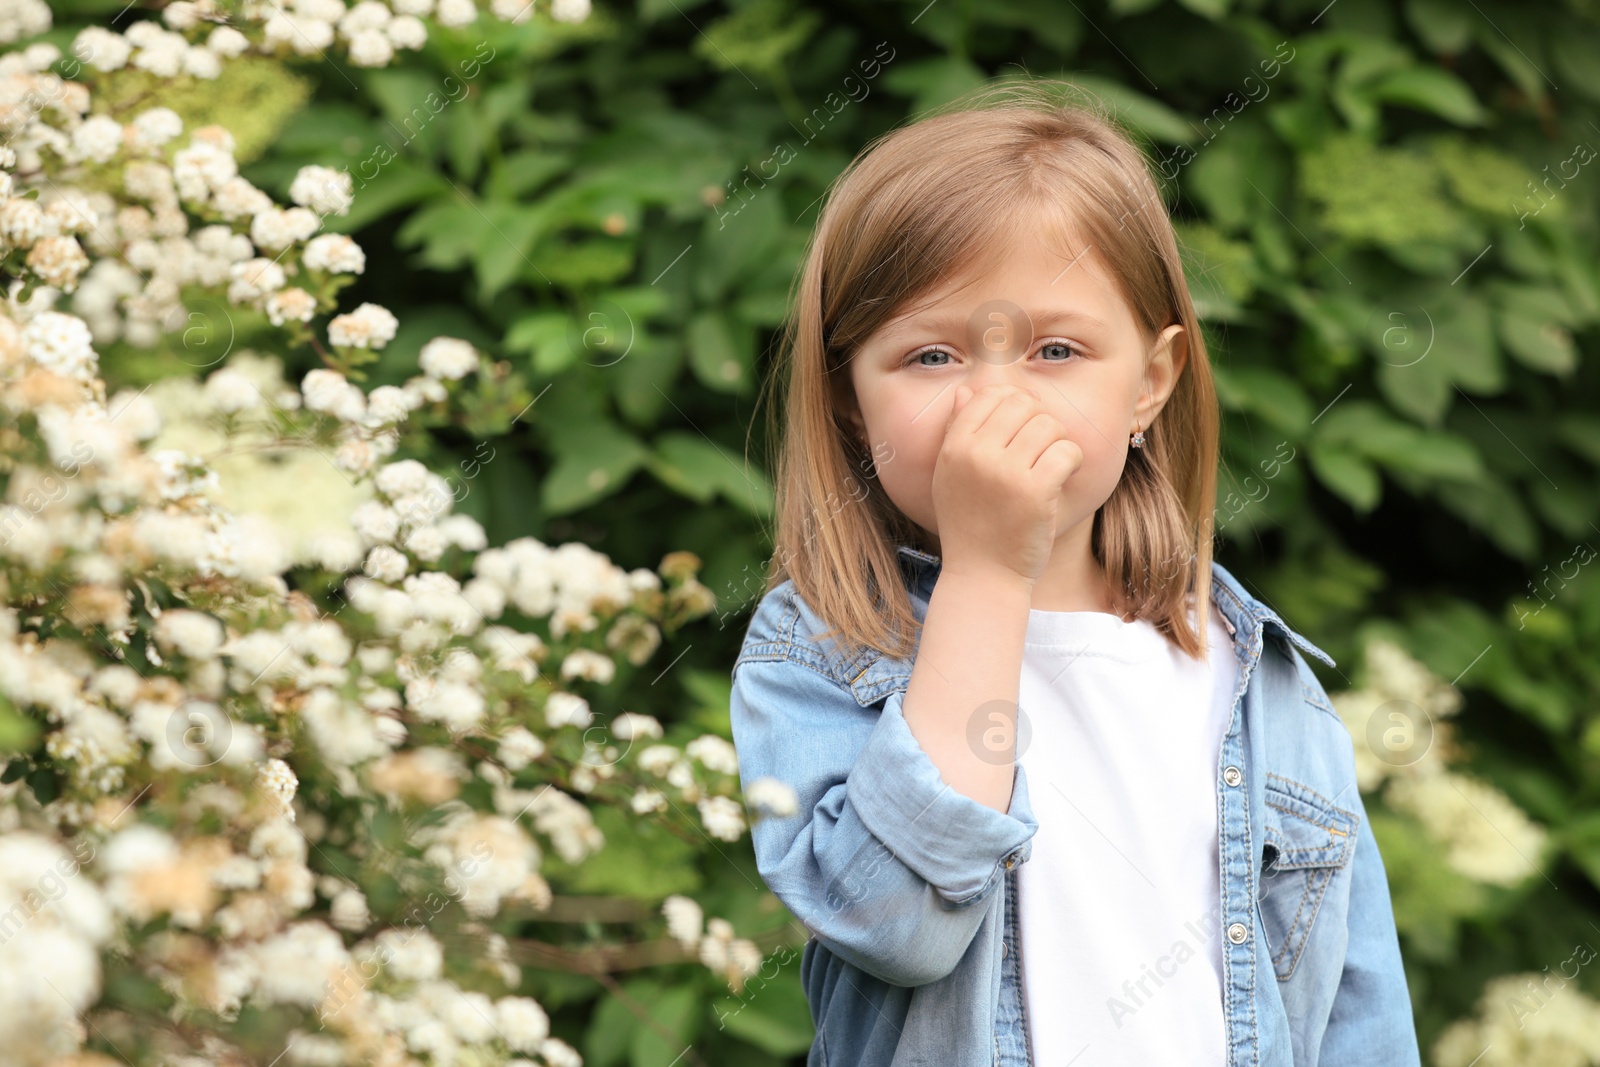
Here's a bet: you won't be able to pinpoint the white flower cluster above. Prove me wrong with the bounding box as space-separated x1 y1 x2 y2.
659 894 768 994
0 19 789 1062
0 292 733 1060
1333 637 1546 887
1 43 399 361
418 803 544 917
145 353 372 570
319 923 582 1067
0 833 113 1052
2 0 591 72
1432 970 1600 1067
0 0 50 46
472 537 661 639
1385 771 1548 888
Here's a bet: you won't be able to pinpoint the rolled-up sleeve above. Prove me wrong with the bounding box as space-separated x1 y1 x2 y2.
731 652 1037 988
849 687 1035 905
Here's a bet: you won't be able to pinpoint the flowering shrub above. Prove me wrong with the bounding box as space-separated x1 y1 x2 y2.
1332 637 1576 1065
1335 638 1548 890
0 3 802 1065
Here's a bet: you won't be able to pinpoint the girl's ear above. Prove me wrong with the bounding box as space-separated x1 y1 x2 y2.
1137 323 1188 424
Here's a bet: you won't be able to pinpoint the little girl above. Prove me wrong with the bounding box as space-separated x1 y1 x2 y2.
730 81 1421 1066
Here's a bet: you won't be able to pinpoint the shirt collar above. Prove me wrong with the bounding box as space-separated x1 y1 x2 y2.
891 542 1335 668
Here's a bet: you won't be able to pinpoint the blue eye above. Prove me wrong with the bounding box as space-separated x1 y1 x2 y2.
902 341 1081 366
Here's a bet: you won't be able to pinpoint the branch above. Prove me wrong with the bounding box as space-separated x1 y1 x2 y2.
504 921 806 975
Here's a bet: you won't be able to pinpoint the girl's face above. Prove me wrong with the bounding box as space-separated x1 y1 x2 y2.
837 225 1187 555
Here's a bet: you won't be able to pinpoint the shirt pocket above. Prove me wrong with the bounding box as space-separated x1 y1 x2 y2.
1256 772 1359 981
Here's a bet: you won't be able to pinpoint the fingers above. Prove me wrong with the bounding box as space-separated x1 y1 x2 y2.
1010 411 1071 467
1032 437 1082 485
946 382 1014 435
949 383 1041 442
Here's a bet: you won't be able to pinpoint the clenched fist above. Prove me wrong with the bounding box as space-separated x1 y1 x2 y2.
931 382 1083 587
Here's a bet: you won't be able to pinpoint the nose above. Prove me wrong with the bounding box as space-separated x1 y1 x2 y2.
965 363 1039 401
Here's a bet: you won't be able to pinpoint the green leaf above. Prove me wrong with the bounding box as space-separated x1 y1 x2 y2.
486 148 574 201
1173 0 1231 19
480 75 539 143
1494 285 1579 375
1404 0 1475 54
478 203 553 297
1316 401 1484 481
1552 26 1600 103
330 162 448 233
691 0 823 79
650 432 773 515
1376 352 1452 426
445 100 487 183
1372 430 1483 481
712 970 815 1055
1530 480 1597 541
686 312 750 393
1555 415 1600 466
1429 294 1502 393
584 987 641 1067
611 338 687 425
395 197 550 299
680 668 736 734
630 983 702 1067
547 806 700 898
1435 476 1539 560
542 422 651 514
395 201 485 269
1490 665 1573 731
1365 67 1486 126
697 189 785 304
639 0 713 19
363 69 449 151
267 100 369 155
532 236 636 289
506 312 577 375
1058 74 1197 144
881 55 989 118
605 286 673 323
1307 443 1381 512
649 433 716 503
0 696 39 754
1175 221 1257 321
971 0 1082 54
1473 18 1549 105
1213 366 1312 437
1184 123 1284 232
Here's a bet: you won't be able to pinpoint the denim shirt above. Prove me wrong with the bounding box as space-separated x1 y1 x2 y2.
729 544 1422 1066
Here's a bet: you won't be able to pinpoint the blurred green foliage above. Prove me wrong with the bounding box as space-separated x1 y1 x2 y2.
53 0 1600 1061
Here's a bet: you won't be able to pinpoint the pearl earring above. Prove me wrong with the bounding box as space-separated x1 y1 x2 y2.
1130 423 1145 449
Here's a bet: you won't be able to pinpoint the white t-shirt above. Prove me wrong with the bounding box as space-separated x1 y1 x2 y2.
1014 598 1238 1065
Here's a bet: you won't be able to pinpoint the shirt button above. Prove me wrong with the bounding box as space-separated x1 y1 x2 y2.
1002 940 1009 958
1223 766 1242 787
1227 922 1249 944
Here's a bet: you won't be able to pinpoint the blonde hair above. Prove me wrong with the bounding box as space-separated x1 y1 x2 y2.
752 78 1220 663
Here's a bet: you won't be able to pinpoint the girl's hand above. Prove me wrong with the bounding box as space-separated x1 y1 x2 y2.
931 382 1083 587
